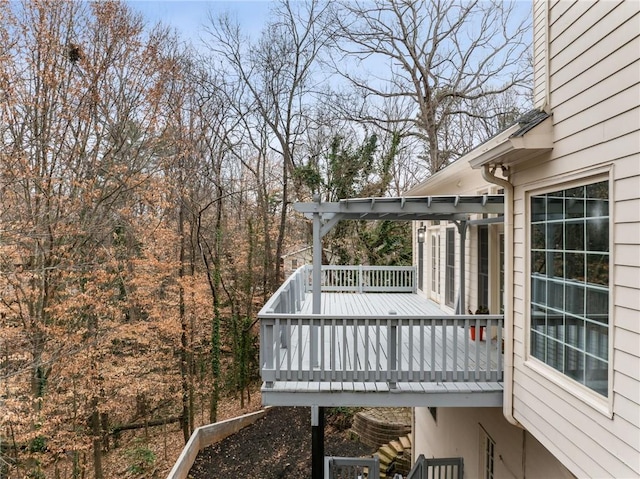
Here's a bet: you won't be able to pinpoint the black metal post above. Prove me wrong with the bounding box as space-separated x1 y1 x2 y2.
311 406 325 479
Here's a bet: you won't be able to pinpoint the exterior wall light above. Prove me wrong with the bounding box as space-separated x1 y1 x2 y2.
417 226 426 243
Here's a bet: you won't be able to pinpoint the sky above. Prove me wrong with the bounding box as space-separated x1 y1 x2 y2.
126 0 275 45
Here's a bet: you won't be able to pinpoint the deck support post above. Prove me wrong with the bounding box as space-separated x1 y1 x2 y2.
312 208 322 314
311 405 325 479
311 207 322 366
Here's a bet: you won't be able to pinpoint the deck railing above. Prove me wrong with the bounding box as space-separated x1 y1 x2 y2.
311 265 416 293
261 265 309 315
260 265 416 315
325 456 380 478
260 315 503 387
407 455 463 479
259 266 503 389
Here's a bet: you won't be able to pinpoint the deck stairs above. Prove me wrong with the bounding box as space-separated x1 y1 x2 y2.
374 434 412 478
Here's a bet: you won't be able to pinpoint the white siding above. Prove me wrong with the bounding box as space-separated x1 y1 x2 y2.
509 2 640 477
413 407 574 479
533 0 548 108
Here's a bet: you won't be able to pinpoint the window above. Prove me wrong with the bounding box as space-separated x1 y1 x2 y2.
484 432 495 479
291 258 298 269
499 233 505 314
445 228 456 307
478 226 489 312
479 426 495 479
431 233 440 295
530 179 609 396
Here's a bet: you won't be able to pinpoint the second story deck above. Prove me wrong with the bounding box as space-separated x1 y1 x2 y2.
260 266 504 408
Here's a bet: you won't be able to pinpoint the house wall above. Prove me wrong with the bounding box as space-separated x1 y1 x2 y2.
508 1 640 477
281 249 312 278
410 161 502 314
532 0 548 109
414 407 574 479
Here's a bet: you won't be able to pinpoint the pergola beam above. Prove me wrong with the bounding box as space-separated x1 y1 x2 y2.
295 195 504 221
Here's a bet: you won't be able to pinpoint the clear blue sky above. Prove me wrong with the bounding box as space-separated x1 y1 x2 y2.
126 0 274 45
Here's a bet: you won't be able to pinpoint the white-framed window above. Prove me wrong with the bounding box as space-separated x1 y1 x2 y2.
499 233 505 314
430 232 440 296
479 426 495 479
445 228 456 307
530 178 609 397
477 225 489 312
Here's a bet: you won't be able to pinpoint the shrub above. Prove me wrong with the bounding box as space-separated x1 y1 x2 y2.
125 442 156 475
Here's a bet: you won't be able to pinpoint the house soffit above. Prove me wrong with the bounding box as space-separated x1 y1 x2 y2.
294 194 504 223
468 111 553 169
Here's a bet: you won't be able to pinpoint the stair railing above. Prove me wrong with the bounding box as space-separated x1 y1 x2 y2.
324 456 380 479
407 455 463 479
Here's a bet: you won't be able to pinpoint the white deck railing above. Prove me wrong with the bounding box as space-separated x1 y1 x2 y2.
260 315 503 387
260 265 416 315
311 265 416 293
259 266 503 388
261 265 309 315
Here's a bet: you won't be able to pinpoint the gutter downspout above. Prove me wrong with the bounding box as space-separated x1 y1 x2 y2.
481 165 521 428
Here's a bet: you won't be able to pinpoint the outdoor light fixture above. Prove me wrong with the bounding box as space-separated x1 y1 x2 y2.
417 226 426 243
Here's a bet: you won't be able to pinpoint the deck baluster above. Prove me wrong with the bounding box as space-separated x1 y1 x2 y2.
331 319 337 381
485 318 492 382
452 318 459 381
474 318 481 381
464 318 470 381
263 320 274 387
430 321 437 381
388 319 397 389
419 319 425 381
441 318 448 382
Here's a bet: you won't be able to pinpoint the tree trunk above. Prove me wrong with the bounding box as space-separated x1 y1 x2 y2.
178 203 191 443
90 398 103 479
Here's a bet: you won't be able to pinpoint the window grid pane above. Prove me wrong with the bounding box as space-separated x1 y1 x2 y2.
446 228 455 307
484 434 495 479
431 234 437 293
478 226 489 311
530 180 609 396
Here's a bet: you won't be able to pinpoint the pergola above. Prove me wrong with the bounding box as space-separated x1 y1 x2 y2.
295 194 505 315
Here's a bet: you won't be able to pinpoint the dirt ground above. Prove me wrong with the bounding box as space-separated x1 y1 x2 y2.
188 406 375 478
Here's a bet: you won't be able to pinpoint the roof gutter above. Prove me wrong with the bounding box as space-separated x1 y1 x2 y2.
481 164 521 428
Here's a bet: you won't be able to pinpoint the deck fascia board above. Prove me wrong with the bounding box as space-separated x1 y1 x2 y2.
261 382 504 408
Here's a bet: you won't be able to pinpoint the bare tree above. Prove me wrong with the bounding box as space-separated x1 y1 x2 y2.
330 0 532 174
202 0 334 289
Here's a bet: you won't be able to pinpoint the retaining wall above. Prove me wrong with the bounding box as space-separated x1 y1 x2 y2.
351 408 411 448
166 409 267 479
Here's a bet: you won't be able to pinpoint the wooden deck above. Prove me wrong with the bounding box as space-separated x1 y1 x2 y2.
300 292 445 315
261 291 504 408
